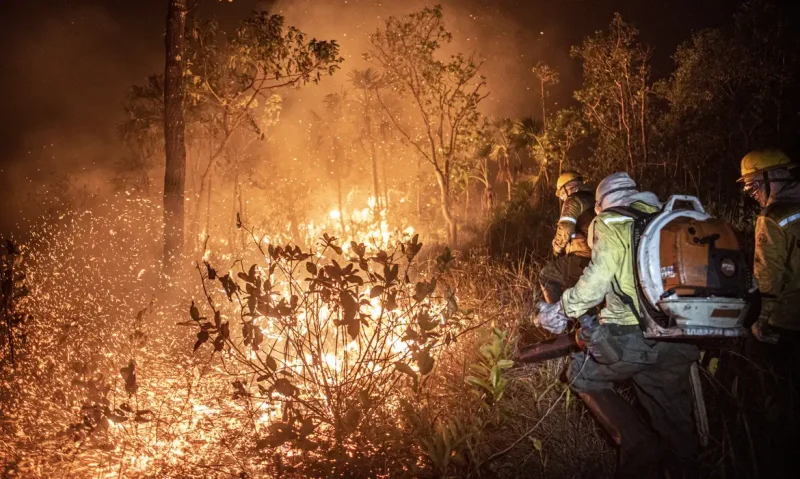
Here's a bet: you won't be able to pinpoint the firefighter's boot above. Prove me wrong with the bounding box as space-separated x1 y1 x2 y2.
579 389 662 479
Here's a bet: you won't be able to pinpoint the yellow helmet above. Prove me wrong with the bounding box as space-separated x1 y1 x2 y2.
738 149 796 182
556 171 582 195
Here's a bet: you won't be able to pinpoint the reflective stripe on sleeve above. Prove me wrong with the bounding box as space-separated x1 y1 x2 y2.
778 212 800 227
603 216 634 225
559 216 577 224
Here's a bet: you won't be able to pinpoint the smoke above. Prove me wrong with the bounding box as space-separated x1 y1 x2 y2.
0 1 165 235
238 0 575 239
0 0 734 237
264 0 563 118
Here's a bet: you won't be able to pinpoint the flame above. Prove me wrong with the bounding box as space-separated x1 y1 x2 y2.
7 189 442 477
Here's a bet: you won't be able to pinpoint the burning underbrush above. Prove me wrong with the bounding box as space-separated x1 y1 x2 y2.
0 194 611 478
0 196 494 477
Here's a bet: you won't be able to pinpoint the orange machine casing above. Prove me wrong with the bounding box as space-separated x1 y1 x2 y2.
659 218 740 296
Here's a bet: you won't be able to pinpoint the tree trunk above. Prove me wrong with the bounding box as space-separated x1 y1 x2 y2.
380 130 391 217
416 158 422 221
229 159 239 252
530 165 544 209
464 177 470 224
162 0 188 273
205 177 212 245
434 169 457 247
337 174 346 238
332 146 347 238
362 95 382 217
540 79 547 130
192 172 209 251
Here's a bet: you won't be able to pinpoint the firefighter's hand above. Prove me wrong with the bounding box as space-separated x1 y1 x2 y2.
534 301 568 334
552 240 565 257
751 317 779 344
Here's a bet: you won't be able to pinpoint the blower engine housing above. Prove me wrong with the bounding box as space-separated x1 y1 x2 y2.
635 196 751 338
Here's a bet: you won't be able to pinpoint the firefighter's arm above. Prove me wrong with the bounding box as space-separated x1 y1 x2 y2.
552 197 580 255
753 215 786 322
560 218 622 318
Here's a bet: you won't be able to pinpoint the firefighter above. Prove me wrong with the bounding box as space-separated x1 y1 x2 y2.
538 171 595 303
738 149 800 343
738 149 800 475
536 172 699 478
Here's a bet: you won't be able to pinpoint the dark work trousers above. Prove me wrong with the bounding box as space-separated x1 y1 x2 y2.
568 330 701 474
539 254 591 303
746 328 800 477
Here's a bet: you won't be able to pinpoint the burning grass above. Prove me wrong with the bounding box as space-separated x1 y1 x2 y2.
0 193 611 478
4 195 777 478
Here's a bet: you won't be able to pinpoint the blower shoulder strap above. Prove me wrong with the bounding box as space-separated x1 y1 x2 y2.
604 205 650 220
603 205 662 332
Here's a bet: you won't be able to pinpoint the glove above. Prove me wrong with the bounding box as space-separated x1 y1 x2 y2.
751 317 779 344
534 300 568 334
552 240 565 257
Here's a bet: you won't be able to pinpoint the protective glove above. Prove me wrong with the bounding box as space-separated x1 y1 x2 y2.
533 300 568 334
552 239 565 257
751 317 779 344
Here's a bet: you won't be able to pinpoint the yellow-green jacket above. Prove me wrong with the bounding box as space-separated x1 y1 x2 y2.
561 201 659 326
754 201 800 331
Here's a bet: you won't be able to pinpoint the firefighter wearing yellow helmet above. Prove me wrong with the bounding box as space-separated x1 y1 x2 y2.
538 171 595 303
739 149 800 477
739 149 800 342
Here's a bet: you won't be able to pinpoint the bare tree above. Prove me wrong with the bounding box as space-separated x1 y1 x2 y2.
182 13 341 252
531 62 559 130
349 68 385 217
369 5 487 247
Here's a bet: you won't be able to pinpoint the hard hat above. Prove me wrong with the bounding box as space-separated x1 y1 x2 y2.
556 171 582 194
737 149 797 183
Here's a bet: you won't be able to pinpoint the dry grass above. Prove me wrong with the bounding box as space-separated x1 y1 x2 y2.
1 220 790 478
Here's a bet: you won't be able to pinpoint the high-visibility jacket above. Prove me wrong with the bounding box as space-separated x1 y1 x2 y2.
561 201 660 326
553 187 595 258
755 201 800 331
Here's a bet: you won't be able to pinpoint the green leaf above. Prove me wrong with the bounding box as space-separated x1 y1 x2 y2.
417 311 439 332
305 261 317 275
194 331 209 352
490 364 501 388
708 357 719 377
466 376 492 392
190 301 203 321
273 378 296 397
394 361 418 389
532 437 543 452
496 359 514 370
416 349 435 376
370 285 385 298
265 355 278 372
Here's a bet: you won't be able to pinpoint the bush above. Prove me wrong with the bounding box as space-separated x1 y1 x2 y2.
486 182 559 264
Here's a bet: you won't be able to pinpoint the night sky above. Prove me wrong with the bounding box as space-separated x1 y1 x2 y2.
0 0 742 232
